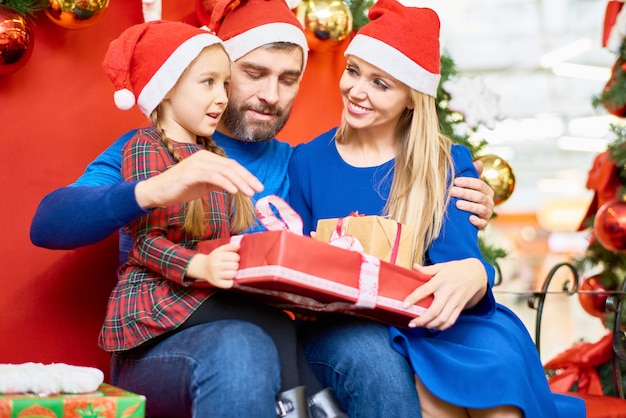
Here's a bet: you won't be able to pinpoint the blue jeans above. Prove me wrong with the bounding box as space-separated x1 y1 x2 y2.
110 320 281 418
299 316 422 418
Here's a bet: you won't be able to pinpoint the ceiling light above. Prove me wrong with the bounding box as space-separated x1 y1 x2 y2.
556 136 609 152
551 63 611 81
539 38 593 68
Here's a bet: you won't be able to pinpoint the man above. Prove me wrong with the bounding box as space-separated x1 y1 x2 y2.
30 0 494 416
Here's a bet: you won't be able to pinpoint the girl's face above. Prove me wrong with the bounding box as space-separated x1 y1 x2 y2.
339 55 413 135
160 44 231 143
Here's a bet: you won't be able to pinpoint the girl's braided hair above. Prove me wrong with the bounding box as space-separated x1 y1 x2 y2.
152 114 256 237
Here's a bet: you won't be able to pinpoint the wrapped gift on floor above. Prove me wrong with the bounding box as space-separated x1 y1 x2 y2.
0 383 145 418
197 196 432 326
544 333 614 396
315 214 415 269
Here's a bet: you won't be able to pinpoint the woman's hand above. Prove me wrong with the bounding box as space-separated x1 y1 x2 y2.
186 242 242 288
402 258 488 331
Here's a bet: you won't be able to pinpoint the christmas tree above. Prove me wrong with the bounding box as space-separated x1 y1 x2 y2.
548 0 626 397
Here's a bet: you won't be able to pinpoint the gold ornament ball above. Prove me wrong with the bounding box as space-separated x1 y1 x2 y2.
45 0 110 30
295 0 353 52
476 154 516 206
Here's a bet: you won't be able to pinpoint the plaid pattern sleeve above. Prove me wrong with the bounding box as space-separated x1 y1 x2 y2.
121 130 197 284
99 128 231 351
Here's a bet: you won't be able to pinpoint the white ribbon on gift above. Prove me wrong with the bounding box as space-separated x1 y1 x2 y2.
250 195 380 309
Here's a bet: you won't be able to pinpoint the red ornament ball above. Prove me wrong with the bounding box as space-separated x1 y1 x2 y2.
578 275 611 319
602 57 626 117
0 5 34 76
593 199 626 252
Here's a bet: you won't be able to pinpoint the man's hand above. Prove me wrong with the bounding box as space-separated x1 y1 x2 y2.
135 150 264 209
450 159 495 230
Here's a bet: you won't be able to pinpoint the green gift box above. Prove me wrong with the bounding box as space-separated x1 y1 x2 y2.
0 383 145 418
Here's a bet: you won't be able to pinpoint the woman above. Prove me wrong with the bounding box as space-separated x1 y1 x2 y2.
288 0 585 417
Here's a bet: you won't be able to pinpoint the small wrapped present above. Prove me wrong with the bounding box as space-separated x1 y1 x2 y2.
544 333 613 396
315 214 415 269
197 196 432 326
0 383 145 418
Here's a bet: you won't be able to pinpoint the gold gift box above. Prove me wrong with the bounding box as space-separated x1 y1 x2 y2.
315 215 415 269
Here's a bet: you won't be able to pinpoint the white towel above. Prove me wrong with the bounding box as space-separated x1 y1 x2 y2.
0 363 104 396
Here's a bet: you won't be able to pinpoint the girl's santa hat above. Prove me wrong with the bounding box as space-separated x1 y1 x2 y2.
102 20 224 117
205 0 308 67
344 0 441 97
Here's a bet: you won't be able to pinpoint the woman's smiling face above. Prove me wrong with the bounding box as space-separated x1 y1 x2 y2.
339 55 413 133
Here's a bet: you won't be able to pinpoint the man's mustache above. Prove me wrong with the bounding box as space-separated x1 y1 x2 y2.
242 104 283 118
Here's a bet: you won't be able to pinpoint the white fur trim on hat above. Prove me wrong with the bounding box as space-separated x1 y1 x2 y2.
224 22 308 66
137 33 223 117
345 34 441 97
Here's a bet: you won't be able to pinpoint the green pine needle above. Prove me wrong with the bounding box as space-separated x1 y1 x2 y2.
0 0 45 17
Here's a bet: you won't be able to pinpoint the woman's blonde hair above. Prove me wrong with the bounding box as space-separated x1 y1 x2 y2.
151 112 256 238
336 89 453 265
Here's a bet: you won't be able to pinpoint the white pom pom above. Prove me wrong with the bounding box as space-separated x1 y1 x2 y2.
114 88 136 110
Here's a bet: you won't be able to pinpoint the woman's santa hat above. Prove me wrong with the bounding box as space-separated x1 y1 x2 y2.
102 20 224 117
344 0 441 97
204 0 308 67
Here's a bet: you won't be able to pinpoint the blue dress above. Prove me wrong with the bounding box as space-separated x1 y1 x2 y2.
288 127 585 417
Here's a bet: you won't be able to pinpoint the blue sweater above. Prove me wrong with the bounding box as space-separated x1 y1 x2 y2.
30 128 292 262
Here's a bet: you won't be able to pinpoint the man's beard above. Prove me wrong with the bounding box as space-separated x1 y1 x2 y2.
221 102 290 143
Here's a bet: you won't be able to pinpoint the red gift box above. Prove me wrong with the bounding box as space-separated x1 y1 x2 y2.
196 196 432 327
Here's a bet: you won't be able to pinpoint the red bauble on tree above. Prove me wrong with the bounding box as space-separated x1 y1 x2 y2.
578 274 616 319
0 5 34 76
593 199 626 252
602 57 626 117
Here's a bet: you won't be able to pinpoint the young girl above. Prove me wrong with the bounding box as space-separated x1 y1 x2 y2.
99 20 342 418
288 1 586 417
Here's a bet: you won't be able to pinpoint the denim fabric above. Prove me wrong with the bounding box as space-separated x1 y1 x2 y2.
110 320 281 418
299 316 422 418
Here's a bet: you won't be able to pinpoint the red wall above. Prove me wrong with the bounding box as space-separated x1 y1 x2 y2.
0 1 345 379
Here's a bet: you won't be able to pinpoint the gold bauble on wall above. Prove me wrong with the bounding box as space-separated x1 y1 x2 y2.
476 154 516 206
45 0 110 30
295 0 353 52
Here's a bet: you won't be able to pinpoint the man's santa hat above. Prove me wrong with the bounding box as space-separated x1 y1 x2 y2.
201 0 308 67
102 20 224 117
344 0 441 97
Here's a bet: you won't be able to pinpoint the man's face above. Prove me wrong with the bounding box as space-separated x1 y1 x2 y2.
219 45 304 142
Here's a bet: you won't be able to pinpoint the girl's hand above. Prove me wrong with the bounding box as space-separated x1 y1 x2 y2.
402 259 488 331
186 242 241 288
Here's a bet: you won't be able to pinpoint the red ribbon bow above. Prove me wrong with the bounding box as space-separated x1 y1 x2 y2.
543 333 613 395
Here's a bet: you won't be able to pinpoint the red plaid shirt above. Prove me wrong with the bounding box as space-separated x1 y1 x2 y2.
99 128 231 352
